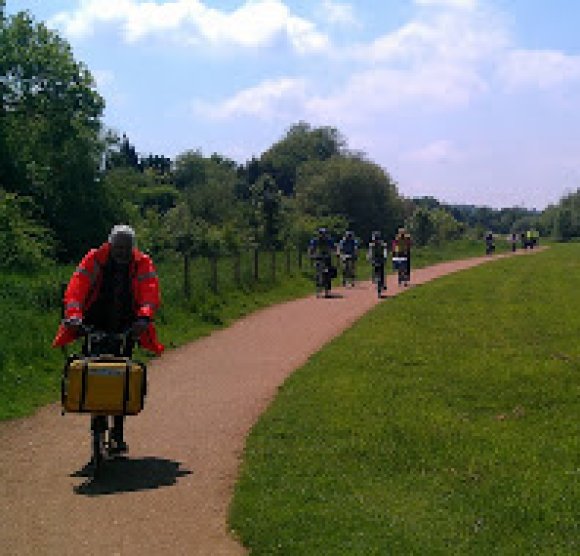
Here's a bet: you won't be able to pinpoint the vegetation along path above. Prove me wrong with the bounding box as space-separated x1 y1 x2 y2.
0 249 544 555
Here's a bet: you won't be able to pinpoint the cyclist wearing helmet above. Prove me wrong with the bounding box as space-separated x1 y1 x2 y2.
308 227 336 296
337 230 359 287
309 227 334 261
367 230 388 291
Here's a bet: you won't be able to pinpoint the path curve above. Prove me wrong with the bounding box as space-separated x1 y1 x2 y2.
0 249 544 555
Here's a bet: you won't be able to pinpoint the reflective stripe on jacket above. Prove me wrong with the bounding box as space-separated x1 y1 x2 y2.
52 243 164 354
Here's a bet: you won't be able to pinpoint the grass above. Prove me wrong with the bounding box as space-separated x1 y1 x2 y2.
229 242 578 555
0 238 524 421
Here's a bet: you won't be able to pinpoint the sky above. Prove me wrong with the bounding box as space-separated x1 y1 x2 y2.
5 0 580 210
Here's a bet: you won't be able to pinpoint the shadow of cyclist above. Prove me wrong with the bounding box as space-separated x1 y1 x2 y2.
71 456 192 496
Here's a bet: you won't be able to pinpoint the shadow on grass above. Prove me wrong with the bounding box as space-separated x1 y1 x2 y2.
71 456 192 496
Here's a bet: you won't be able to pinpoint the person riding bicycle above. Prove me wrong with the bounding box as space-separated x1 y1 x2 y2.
308 228 334 292
392 227 412 283
485 230 495 254
308 227 334 264
52 224 164 456
367 230 388 290
337 230 358 286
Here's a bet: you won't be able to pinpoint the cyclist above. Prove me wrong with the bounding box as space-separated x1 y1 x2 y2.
367 231 388 292
508 232 518 252
337 230 358 286
485 230 495 255
53 224 164 457
308 228 335 294
392 227 412 285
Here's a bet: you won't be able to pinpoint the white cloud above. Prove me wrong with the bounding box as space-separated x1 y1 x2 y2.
320 0 357 26
351 8 507 65
414 0 477 10
403 140 460 163
194 77 308 120
498 49 580 90
306 63 487 123
49 0 330 54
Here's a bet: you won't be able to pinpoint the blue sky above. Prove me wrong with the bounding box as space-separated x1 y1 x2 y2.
6 0 580 210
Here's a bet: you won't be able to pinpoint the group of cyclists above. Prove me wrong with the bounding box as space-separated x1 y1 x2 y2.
307 227 412 297
486 229 541 255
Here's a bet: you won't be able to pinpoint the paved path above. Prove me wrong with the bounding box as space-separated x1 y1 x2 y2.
0 249 544 555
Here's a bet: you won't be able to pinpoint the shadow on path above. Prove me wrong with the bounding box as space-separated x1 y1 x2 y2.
71 456 192 496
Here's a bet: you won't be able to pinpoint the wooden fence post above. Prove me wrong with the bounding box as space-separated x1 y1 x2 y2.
183 254 191 299
271 251 276 282
210 256 218 293
234 251 241 287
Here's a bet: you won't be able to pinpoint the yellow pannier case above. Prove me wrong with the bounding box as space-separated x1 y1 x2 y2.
62 356 147 415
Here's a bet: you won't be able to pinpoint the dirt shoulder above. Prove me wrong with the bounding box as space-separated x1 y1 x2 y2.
0 249 544 555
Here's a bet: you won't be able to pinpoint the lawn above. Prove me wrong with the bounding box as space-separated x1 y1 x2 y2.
230 242 578 555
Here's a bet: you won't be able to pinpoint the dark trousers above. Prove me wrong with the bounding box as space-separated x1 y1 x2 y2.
91 415 124 440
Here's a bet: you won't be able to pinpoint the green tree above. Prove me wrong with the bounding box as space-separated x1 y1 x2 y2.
249 174 283 248
1 7 109 259
0 189 54 270
406 208 436 246
295 155 403 242
259 122 346 196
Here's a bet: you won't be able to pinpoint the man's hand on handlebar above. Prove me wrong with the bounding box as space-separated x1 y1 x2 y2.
132 318 150 337
64 317 84 334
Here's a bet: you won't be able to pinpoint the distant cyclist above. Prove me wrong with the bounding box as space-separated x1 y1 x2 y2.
485 231 495 255
367 231 388 293
308 228 335 296
337 230 359 287
508 232 518 252
392 227 412 285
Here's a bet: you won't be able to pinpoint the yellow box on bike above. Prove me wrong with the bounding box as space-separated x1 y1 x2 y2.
62 357 147 415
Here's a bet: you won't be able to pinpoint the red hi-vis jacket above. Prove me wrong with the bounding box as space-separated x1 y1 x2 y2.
52 243 165 355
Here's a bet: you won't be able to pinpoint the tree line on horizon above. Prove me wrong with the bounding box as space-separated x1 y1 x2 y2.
0 3 571 273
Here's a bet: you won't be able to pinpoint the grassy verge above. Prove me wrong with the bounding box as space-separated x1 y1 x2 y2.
230 242 577 555
0 239 525 422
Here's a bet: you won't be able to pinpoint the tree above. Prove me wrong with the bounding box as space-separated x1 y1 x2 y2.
406 208 436 246
295 155 403 241
1 8 109 259
249 174 283 248
259 121 346 196
0 189 54 270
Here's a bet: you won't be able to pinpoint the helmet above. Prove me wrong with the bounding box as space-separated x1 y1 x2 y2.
398 227 406 235
318 227 327 236
345 230 354 239
371 230 381 241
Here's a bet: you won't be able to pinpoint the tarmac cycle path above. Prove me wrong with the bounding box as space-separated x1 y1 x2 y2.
0 248 545 555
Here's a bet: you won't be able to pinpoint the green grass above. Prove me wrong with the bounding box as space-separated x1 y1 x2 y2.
0 239 525 421
230 242 578 555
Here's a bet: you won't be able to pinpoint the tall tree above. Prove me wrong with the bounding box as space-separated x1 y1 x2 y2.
1 8 109 259
296 155 403 241
259 121 346 196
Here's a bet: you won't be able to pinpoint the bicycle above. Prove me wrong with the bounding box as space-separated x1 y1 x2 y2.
392 255 410 287
340 254 356 287
312 255 333 298
371 260 385 298
61 322 146 477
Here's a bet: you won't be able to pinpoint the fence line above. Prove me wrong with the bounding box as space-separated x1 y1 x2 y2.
177 248 310 299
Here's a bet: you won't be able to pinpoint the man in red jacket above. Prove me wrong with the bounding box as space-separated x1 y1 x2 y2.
53 224 164 454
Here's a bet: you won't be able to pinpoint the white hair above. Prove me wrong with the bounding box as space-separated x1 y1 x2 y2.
108 224 136 245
